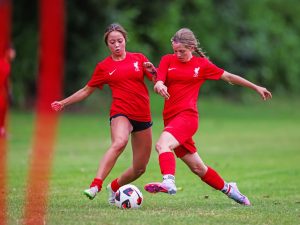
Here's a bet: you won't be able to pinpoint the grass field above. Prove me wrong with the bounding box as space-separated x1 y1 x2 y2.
6 96 300 225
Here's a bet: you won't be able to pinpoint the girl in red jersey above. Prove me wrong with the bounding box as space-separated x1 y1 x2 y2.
0 46 15 138
144 28 272 205
51 23 156 204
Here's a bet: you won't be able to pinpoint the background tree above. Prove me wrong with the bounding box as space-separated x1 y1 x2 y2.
10 0 300 108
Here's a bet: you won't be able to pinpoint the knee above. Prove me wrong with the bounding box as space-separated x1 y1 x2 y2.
155 142 161 153
111 137 128 154
155 141 169 154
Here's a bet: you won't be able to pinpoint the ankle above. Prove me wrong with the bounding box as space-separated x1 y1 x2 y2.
163 174 175 181
221 183 230 194
90 178 103 192
110 178 120 192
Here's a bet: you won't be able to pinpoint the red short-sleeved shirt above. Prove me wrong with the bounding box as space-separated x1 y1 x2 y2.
0 58 10 99
87 52 152 121
157 54 224 120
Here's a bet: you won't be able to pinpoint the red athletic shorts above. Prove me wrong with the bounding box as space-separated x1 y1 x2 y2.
163 111 198 158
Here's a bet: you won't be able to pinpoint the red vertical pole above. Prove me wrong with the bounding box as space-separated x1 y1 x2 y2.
0 1 12 225
23 0 65 224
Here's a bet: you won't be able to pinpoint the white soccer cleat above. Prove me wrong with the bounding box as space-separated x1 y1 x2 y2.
106 184 116 205
83 186 98 200
144 175 177 195
162 176 177 194
225 182 251 206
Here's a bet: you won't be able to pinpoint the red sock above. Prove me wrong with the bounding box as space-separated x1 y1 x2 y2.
110 178 121 192
201 166 225 190
159 152 176 175
90 178 103 192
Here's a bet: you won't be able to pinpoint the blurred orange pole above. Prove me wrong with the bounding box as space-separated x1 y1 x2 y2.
23 0 65 225
0 1 12 225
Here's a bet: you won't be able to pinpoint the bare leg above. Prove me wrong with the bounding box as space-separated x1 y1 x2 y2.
155 131 180 154
83 116 133 200
95 116 132 180
117 127 152 186
181 152 251 205
180 152 208 177
144 131 179 194
181 152 224 190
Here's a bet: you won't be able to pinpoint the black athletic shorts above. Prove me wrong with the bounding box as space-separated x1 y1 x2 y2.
110 114 153 132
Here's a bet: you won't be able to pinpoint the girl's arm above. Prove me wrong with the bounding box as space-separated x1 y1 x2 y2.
51 85 96 111
221 71 272 101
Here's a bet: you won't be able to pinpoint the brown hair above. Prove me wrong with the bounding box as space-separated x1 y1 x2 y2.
103 23 128 46
171 28 207 58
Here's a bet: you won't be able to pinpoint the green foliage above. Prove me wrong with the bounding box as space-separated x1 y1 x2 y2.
11 0 300 108
11 0 38 107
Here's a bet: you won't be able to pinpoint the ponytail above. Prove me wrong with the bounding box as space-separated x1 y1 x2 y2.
194 47 207 58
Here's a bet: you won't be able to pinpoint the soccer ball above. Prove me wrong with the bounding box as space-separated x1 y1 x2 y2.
115 184 143 209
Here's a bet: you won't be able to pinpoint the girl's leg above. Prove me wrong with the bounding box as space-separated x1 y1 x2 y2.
84 116 132 199
95 116 132 180
106 127 152 205
145 112 199 194
155 131 180 177
117 127 152 185
144 131 179 194
181 152 250 205
180 152 224 190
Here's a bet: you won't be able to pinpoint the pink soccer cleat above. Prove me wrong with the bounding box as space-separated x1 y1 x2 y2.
144 182 169 194
144 179 177 195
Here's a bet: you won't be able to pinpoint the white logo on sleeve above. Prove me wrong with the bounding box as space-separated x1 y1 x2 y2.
109 69 116 76
193 67 200 77
168 68 176 71
133 62 140 71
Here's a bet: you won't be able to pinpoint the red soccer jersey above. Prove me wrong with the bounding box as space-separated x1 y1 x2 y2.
87 52 153 121
0 58 10 99
157 54 224 120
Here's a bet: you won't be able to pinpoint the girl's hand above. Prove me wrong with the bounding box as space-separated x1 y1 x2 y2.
143 62 157 83
255 86 272 101
154 81 170 100
51 101 64 111
143 62 156 74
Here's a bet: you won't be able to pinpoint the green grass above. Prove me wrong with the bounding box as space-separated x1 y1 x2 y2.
6 96 300 225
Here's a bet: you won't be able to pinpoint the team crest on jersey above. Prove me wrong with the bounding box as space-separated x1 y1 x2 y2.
193 67 200 77
133 61 140 71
